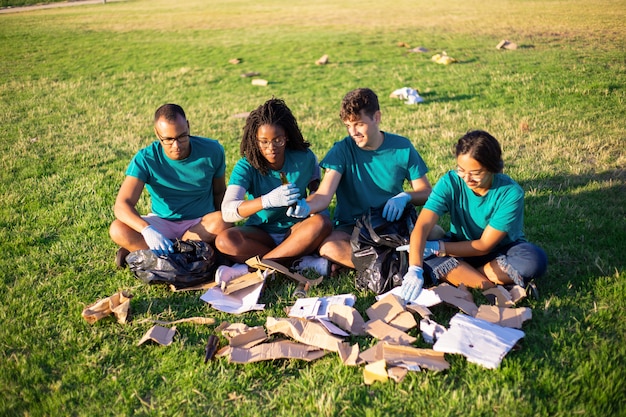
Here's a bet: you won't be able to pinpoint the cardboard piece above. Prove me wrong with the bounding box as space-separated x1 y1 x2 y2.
366 294 405 323
251 79 268 86
379 286 442 308
432 283 478 316
169 281 216 292
200 281 265 314
82 291 132 324
266 317 345 352
228 340 327 363
222 270 265 295
363 360 388 385
227 326 268 349
359 342 385 364
420 318 447 344
315 54 329 65
406 303 433 319
431 51 457 65
364 319 417 345
337 343 362 366
137 325 176 346
327 304 367 336
246 256 323 287
475 305 532 329
383 343 450 372
388 366 409 382
433 313 525 369
496 40 518 50
389 311 418 332
483 286 514 307
136 317 215 326
509 285 527 304
288 294 356 320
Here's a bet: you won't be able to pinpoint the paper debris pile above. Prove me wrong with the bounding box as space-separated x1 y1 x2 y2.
431 51 457 65
390 87 424 104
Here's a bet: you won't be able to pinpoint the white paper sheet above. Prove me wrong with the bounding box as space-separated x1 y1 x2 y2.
200 281 265 314
377 286 442 308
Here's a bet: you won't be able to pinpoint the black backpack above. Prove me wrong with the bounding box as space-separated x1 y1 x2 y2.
350 204 417 294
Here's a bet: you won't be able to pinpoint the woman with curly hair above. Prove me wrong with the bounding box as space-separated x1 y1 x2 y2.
214 98 331 282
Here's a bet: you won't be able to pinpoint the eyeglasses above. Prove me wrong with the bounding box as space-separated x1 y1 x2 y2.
257 136 286 149
455 166 486 182
157 131 190 146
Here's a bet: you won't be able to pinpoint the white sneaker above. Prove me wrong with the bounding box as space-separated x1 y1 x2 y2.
292 255 330 277
215 263 249 285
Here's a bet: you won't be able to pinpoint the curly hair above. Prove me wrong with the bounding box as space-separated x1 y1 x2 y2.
240 98 310 175
339 88 380 122
455 130 504 173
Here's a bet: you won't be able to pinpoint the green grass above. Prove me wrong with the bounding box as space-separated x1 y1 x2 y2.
1 0 625 415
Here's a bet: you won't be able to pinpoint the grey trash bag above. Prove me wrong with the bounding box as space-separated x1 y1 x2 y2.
126 240 217 289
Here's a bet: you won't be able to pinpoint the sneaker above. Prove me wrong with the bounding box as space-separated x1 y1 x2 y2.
292 255 330 277
115 247 130 269
215 263 249 285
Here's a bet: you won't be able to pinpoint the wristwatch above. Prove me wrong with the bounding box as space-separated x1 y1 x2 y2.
437 240 447 257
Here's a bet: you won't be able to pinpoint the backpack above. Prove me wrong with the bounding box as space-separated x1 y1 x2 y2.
350 204 417 294
126 240 217 289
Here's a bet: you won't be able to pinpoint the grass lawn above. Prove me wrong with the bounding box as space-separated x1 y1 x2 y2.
0 0 625 416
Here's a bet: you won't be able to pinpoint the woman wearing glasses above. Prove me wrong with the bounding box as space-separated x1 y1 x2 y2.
400 130 548 302
215 98 331 283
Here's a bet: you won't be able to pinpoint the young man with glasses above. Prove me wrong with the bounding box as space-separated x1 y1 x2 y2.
109 103 231 268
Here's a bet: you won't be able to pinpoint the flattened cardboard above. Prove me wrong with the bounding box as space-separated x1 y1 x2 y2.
222 271 265 295
82 291 132 324
406 303 433 319
227 326 268 348
475 305 532 329
359 342 385 363
432 283 478 316
366 294 405 323
337 342 362 366
327 304 366 336
266 317 345 352
200 281 264 314
509 285 527 304
433 313 525 369
364 360 388 385
387 366 409 382
229 340 327 363
364 319 417 345
389 311 418 332
245 256 323 286
137 317 215 326
483 286 514 307
169 281 216 292
137 325 176 346
383 343 450 372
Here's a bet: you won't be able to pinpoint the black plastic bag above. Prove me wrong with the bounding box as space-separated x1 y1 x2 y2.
126 240 217 289
350 204 417 294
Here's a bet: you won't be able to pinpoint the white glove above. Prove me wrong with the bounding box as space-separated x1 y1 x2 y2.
286 198 311 218
423 240 440 257
261 183 300 209
400 265 425 302
382 192 411 221
141 225 173 256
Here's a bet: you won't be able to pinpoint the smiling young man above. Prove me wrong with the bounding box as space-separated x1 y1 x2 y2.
287 88 432 272
109 103 231 267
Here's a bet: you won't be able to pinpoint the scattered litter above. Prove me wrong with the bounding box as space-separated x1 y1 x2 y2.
389 87 424 104
432 283 478 316
364 359 388 385
364 319 417 345
137 325 176 346
382 343 450 371
408 46 429 53
420 317 447 344
229 340 326 363
240 72 260 78
200 279 265 314
397 42 410 48
169 281 215 292
231 112 251 119
136 317 215 326
431 51 457 65
81 291 132 324
315 54 329 65
475 305 532 329
251 79 268 86
204 335 220 363
496 40 518 50
228 58 241 64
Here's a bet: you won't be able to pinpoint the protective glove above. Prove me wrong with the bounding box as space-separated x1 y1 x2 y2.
286 198 311 218
400 265 425 302
141 225 174 256
382 192 411 221
423 240 440 258
261 183 300 209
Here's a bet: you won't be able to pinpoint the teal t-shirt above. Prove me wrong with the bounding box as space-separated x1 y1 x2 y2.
125 136 226 220
228 148 319 234
320 132 428 228
424 171 526 247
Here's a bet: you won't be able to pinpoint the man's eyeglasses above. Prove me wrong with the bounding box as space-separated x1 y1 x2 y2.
257 136 286 149
157 131 190 146
455 166 486 182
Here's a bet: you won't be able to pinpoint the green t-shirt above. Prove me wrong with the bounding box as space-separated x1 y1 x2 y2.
320 132 428 228
228 148 319 234
424 171 526 247
125 136 225 220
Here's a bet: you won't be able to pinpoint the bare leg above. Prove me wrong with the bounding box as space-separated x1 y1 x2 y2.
441 261 495 290
263 214 331 264
109 219 149 252
479 260 514 285
183 211 232 244
318 230 354 269
214 226 275 264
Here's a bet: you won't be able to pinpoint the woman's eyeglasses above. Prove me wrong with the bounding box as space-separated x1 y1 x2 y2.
455 166 486 182
257 136 286 149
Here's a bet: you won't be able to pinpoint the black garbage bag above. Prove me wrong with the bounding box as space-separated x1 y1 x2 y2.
350 204 417 294
126 240 217 289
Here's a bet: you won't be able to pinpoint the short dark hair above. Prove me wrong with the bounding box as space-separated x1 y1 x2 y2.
455 130 504 173
241 98 310 175
339 88 380 121
154 103 186 124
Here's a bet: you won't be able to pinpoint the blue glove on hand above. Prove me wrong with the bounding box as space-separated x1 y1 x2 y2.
286 198 311 218
423 240 440 258
382 192 411 221
261 183 300 209
400 265 425 302
141 225 173 256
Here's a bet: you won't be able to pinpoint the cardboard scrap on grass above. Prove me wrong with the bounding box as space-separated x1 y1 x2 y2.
137 325 176 346
82 291 132 324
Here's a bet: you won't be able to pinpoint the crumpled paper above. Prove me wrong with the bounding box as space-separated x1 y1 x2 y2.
390 87 424 104
81 291 132 324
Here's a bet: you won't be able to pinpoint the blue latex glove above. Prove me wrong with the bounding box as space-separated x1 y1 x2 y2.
382 192 411 221
141 225 173 256
400 265 425 302
286 198 311 218
261 183 300 209
423 240 440 258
